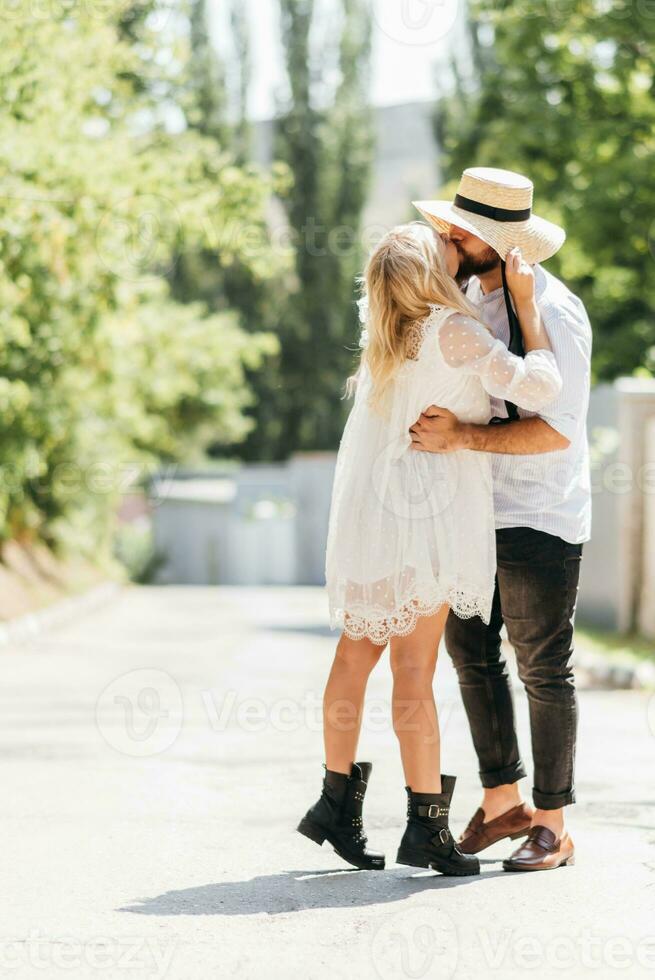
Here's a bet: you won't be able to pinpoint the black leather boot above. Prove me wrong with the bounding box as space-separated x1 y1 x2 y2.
297 762 385 870
396 775 480 876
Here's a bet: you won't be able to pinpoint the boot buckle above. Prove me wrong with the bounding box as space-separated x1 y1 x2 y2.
439 828 450 845
427 804 448 818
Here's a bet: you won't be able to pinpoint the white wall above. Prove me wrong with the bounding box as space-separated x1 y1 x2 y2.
289 453 337 585
578 379 655 635
152 471 298 586
615 379 655 633
639 416 655 637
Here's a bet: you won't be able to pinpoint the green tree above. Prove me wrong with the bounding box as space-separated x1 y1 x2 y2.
179 0 373 460
273 0 374 454
186 0 230 145
437 0 655 380
173 0 293 463
230 1 253 164
0 2 279 556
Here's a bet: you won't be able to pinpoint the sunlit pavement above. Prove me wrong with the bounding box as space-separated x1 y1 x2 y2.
2 586 654 979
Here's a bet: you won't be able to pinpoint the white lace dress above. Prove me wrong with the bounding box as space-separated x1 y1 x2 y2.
325 302 563 644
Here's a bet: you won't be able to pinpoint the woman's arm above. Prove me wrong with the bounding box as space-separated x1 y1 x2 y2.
435 248 562 412
437 312 563 414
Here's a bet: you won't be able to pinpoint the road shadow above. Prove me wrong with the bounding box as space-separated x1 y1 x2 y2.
262 623 336 638
120 866 507 917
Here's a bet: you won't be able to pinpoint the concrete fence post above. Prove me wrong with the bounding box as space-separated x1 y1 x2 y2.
638 415 655 639
616 379 655 633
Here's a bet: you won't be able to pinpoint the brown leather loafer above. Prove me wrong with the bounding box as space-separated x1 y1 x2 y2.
503 825 575 872
458 803 534 854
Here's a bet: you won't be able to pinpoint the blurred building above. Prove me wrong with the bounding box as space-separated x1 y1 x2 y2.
253 100 440 233
360 100 441 229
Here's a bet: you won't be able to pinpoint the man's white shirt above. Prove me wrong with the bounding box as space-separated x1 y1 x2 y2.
466 266 592 544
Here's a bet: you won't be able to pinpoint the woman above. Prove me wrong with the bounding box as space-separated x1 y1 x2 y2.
297 223 562 876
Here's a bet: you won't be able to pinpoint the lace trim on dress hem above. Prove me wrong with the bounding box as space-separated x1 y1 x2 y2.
331 587 492 645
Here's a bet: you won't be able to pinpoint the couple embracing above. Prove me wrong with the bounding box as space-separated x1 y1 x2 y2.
297 168 592 876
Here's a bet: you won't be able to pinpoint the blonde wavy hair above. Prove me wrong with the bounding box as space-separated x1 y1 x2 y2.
348 222 486 412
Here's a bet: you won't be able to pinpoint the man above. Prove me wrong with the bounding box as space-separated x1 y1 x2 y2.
409 167 592 872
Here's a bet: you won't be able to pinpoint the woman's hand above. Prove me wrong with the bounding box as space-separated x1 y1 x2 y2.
504 247 552 353
504 247 535 305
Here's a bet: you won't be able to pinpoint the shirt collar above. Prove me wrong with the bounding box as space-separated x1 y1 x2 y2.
467 277 503 306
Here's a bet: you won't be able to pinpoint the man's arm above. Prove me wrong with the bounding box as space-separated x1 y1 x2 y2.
409 407 570 455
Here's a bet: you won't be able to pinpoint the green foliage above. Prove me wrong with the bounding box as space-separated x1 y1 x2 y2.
185 0 230 144
180 0 374 461
174 0 294 464
437 0 655 381
270 0 375 455
0 3 280 555
113 517 164 584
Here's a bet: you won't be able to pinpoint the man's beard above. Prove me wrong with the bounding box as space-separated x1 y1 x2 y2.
455 244 500 285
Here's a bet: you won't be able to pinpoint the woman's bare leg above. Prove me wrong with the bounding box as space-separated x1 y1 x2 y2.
390 604 450 793
323 632 386 773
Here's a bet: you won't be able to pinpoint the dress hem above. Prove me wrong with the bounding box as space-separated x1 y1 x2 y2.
329 587 492 645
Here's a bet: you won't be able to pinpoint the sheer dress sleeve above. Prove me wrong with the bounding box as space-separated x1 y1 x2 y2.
438 312 562 412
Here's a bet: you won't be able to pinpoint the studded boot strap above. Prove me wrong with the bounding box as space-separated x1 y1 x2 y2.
342 776 368 843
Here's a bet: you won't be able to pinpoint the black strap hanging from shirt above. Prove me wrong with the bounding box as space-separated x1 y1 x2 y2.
450 193 529 427
488 259 525 425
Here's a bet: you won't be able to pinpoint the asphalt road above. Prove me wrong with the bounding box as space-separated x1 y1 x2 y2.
1 586 654 979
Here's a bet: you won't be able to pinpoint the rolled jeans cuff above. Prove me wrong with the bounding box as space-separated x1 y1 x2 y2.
479 760 527 789
533 787 576 810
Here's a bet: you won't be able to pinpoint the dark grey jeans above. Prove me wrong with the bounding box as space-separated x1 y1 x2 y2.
445 526 583 810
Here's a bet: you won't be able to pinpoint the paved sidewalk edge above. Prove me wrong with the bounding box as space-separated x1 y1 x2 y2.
0 581 123 648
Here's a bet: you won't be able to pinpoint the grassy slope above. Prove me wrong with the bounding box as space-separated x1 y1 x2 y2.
577 627 655 663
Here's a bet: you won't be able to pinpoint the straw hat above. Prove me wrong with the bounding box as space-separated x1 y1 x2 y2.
413 167 565 266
